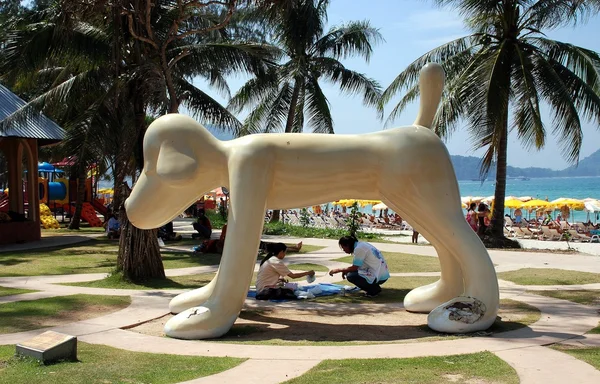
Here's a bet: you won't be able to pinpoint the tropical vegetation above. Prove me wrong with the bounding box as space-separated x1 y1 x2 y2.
381 0 600 239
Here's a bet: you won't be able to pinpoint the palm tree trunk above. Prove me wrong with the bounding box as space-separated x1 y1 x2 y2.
115 10 165 281
68 161 87 229
161 48 180 113
491 120 508 238
117 205 165 280
271 79 302 223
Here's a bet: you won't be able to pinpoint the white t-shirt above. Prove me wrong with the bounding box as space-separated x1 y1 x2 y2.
352 242 390 284
256 258 292 292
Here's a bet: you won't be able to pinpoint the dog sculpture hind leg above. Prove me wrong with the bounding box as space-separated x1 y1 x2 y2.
125 63 499 339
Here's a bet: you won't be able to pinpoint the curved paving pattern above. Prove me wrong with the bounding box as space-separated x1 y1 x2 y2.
1 236 600 383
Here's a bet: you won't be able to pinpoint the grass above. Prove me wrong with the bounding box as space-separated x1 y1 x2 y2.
0 343 244 384
497 269 600 285
63 272 215 290
284 352 518 384
0 294 131 334
0 238 224 277
0 236 326 277
263 221 383 241
288 263 329 272
42 226 107 234
551 345 600 371
528 289 600 306
334 252 440 273
0 287 37 297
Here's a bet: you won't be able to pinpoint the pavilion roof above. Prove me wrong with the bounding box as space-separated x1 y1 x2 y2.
0 83 66 146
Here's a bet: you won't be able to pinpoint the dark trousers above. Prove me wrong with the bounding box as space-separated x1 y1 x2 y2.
193 223 212 238
346 271 386 295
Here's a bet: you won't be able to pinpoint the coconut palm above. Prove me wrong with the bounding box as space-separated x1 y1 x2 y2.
228 0 382 221
381 0 600 239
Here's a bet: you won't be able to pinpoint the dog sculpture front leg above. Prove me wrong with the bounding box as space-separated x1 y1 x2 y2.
164 154 271 339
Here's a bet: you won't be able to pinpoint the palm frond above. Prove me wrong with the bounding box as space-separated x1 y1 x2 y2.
305 78 333 134
175 78 242 134
530 52 583 164
511 43 545 151
313 20 382 62
523 0 600 30
315 57 381 107
227 68 279 113
381 35 475 106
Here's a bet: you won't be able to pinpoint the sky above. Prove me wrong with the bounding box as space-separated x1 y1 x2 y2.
191 0 600 171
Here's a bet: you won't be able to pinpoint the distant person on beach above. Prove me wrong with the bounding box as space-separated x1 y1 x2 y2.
192 209 212 239
477 203 490 236
195 224 302 254
514 208 522 225
466 203 478 232
412 230 419 243
255 243 315 300
330 235 390 297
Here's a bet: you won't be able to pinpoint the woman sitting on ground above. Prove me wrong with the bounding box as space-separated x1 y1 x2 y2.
255 243 315 300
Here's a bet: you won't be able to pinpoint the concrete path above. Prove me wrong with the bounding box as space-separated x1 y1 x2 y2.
1 234 600 383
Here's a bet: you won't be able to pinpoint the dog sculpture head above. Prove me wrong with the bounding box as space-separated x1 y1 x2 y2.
124 114 226 229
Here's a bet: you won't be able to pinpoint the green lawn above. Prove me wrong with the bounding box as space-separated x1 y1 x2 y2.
528 289 600 305
335 252 440 273
551 345 600 371
288 263 329 272
497 269 600 285
0 239 223 277
63 272 215 290
0 238 326 277
588 322 600 334
0 287 37 297
0 294 131 334
284 352 518 384
0 343 244 384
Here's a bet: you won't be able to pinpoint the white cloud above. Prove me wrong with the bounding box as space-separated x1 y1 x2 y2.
389 9 465 32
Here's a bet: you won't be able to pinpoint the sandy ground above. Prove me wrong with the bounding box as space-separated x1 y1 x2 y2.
130 301 533 344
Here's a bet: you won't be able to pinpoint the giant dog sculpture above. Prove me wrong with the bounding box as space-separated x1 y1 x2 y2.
125 63 499 340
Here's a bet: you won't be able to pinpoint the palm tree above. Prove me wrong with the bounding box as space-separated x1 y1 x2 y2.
228 0 382 222
381 0 600 240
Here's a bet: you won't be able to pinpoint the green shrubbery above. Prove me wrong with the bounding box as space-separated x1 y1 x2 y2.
263 221 381 241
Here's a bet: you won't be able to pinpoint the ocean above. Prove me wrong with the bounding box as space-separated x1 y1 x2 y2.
457 176 600 223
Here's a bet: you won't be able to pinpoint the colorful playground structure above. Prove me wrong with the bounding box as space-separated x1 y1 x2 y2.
0 162 107 228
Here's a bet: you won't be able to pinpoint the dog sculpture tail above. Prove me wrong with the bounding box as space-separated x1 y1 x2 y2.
413 63 445 129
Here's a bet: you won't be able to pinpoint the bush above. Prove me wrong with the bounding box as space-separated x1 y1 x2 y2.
205 209 226 229
262 221 382 241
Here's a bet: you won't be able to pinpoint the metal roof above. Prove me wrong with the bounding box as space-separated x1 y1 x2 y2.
0 83 66 145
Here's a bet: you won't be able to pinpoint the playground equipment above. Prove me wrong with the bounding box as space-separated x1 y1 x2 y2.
36 162 106 227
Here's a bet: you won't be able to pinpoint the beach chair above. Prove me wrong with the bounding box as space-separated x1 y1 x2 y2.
567 229 584 242
540 226 560 241
504 217 514 227
522 227 539 239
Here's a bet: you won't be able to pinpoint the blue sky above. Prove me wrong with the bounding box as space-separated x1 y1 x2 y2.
193 0 600 170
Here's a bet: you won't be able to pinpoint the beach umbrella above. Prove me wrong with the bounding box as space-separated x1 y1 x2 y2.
517 196 534 202
521 199 551 209
504 198 523 209
98 188 114 195
372 202 388 211
550 198 585 211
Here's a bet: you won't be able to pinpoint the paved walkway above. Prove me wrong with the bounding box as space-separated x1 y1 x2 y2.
1 234 600 383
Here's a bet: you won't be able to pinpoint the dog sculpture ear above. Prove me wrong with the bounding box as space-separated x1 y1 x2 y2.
155 138 198 185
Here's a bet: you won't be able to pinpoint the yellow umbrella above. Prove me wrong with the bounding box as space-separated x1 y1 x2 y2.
504 198 524 209
550 198 585 210
98 188 114 195
521 199 551 209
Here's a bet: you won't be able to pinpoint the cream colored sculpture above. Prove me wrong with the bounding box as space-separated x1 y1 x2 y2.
125 63 499 339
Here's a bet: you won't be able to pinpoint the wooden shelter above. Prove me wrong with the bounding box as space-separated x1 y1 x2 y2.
0 84 66 245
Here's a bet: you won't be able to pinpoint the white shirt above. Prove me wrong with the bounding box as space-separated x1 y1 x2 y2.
255 258 291 292
352 242 390 284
